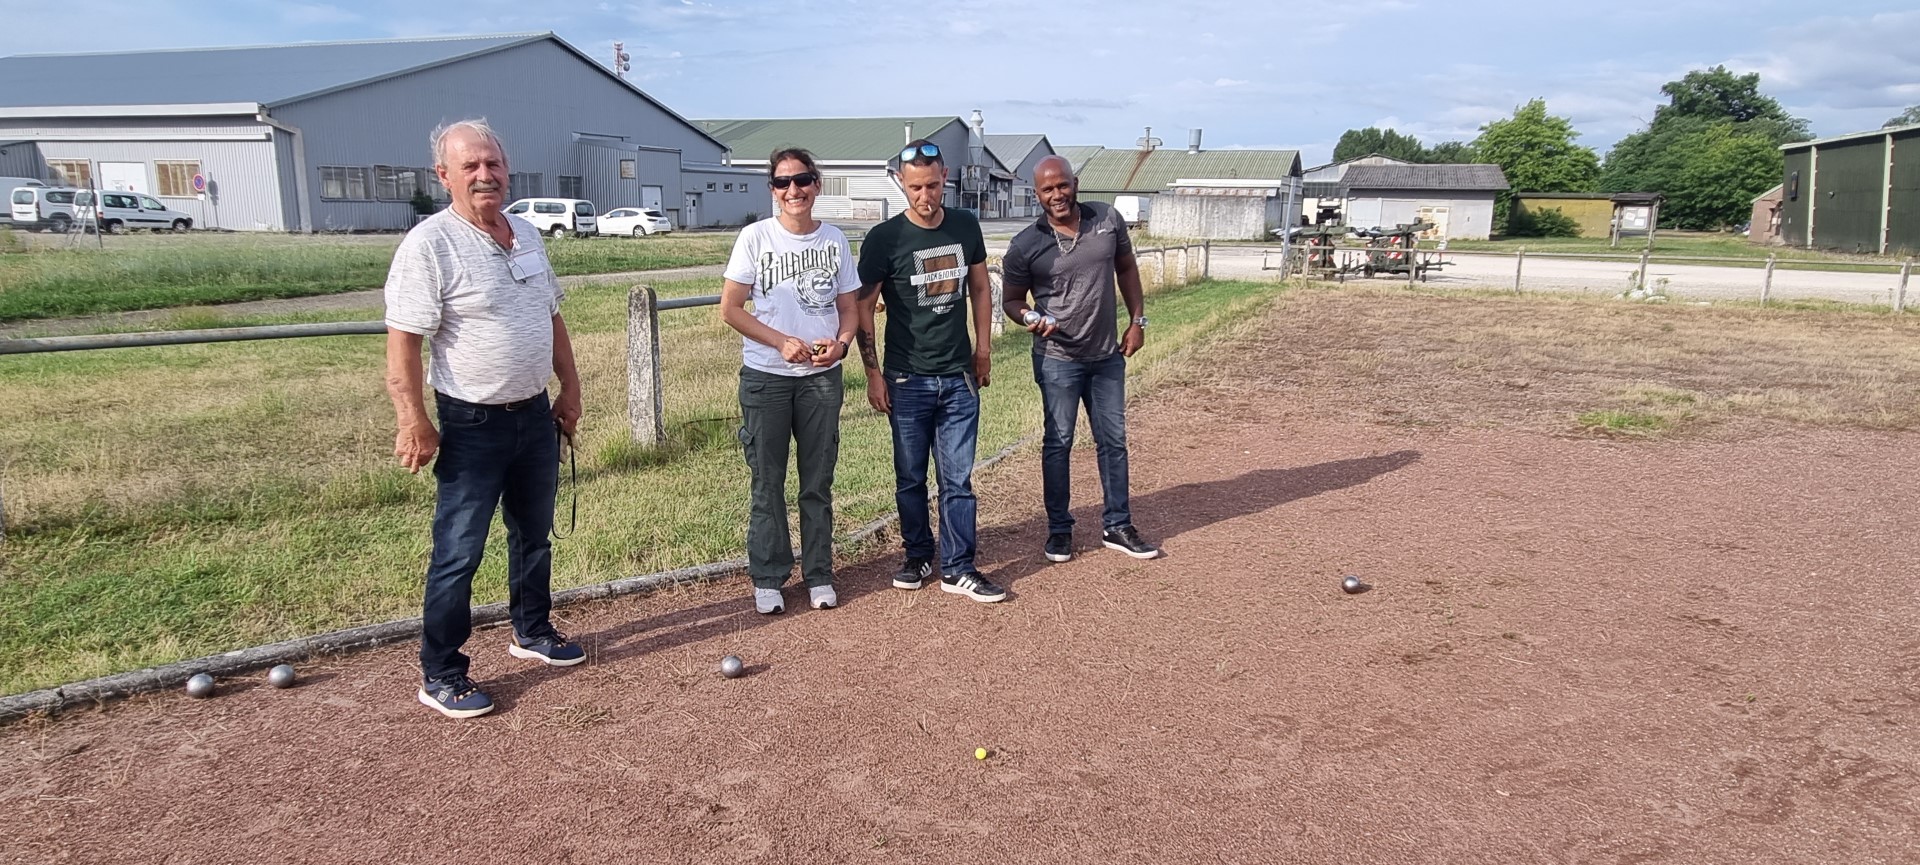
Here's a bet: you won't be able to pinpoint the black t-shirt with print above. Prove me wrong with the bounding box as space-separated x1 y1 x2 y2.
857 208 988 376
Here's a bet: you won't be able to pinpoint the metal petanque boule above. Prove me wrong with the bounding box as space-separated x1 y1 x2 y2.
185 673 216 698
1342 575 1366 594
719 655 744 679
267 664 297 689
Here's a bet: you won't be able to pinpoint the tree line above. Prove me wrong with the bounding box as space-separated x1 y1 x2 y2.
1332 68 1920 234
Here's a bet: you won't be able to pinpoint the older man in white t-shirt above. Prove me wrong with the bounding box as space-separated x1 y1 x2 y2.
383 119 585 719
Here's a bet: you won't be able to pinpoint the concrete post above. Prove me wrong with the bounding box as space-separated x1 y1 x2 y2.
627 285 665 445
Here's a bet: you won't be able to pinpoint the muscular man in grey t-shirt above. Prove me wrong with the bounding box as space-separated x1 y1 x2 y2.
1002 154 1162 564
383 119 587 719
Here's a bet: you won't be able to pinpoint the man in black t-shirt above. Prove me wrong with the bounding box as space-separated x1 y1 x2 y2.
855 139 1006 603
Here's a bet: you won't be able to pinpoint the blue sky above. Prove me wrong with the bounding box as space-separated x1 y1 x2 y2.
6 0 1917 163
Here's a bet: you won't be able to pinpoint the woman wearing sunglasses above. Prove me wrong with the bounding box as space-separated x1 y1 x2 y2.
719 147 862 615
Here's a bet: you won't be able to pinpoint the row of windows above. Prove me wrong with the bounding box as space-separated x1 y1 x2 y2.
42 159 203 197
701 181 768 194
318 167 594 202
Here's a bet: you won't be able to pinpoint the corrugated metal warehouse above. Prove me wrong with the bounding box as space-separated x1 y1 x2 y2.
1779 123 1919 254
1064 134 1302 207
0 32 761 231
695 116 984 221
984 133 1054 218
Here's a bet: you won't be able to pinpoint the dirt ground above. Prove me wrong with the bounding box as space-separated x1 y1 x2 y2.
3 289 1917 864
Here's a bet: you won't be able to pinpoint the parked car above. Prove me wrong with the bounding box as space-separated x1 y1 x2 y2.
0 177 46 226
504 197 597 238
10 186 83 232
1113 194 1151 227
598 207 674 237
74 190 194 233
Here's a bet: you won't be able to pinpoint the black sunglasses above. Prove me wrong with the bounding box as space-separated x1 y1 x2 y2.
899 143 941 163
770 172 819 190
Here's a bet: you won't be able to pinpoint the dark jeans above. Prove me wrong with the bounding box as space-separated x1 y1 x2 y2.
1034 352 1131 534
420 390 560 682
886 371 981 575
739 366 842 589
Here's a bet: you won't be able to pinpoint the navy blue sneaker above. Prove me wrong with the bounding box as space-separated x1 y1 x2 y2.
1044 533 1073 563
508 631 586 667
417 673 494 719
894 556 934 590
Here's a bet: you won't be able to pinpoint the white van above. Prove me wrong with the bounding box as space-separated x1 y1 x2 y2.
10 186 82 232
504 198 597 238
75 190 194 233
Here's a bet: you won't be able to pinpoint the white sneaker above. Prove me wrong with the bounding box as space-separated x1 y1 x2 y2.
754 587 784 615
808 584 838 610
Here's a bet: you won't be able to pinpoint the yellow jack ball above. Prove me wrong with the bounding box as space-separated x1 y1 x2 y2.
974 747 988 761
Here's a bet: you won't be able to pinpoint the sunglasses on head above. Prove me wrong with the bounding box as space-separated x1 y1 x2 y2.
899 143 941 163
770 172 818 190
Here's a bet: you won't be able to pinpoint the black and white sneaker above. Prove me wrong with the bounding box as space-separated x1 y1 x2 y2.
1044 532 1073 563
940 571 1008 603
1101 525 1161 559
894 557 934 590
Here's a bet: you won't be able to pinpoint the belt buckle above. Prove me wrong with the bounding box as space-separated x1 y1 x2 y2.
503 397 531 411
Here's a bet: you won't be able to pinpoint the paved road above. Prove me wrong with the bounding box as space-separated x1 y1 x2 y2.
1203 246 1910 306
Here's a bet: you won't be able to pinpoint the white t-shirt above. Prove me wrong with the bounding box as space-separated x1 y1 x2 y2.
384 210 563 404
723 217 861 376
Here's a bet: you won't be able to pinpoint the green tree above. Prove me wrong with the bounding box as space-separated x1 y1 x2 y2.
1601 66 1808 229
1423 140 1477 163
1470 99 1600 231
1332 127 1430 163
1656 65 1810 141
1888 105 1920 128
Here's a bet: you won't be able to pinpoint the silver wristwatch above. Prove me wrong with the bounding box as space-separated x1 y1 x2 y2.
1131 316 1149 329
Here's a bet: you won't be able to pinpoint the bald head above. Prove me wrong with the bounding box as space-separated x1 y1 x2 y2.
1032 155 1078 224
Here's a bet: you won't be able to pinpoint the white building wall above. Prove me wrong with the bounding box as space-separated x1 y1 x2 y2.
0 115 287 230
1347 191 1497 240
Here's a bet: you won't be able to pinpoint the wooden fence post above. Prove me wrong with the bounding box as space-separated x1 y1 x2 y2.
1514 248 1526 294
627 285 665 446
1762 254 1776 306
1637 249 1651 292
1202 240 1211 280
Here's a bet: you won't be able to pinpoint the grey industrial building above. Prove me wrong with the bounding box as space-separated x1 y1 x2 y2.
1780 122 1919 254
0 32 763 232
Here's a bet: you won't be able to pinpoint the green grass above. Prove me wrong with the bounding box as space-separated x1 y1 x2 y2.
0 231 736 323
1442 232 1899 267
1575 409 1673 435
0 275 1278 694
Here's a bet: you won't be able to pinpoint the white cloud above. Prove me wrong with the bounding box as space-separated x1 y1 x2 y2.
283 3 361 25
1215 78 1248 87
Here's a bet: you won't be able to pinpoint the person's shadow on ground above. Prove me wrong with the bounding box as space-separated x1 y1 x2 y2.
976 449 1423 590
507 449 1420 702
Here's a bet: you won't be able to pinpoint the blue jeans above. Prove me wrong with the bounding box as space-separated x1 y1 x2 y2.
886 371 981 574
420 391 560 682
1034 352 1131 534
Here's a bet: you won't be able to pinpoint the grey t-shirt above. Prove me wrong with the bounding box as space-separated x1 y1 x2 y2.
1002 201 1133 361
383 210 564 404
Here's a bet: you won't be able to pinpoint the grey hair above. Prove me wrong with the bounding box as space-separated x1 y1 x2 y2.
430 118 506 167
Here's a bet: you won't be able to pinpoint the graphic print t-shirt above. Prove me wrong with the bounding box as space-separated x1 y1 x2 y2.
724 217 861 376
856 208 988 376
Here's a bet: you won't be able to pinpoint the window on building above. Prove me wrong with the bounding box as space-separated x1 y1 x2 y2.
47 159 91 188
425 170 450 202
619 159 636 180
558 175 583 199
509 172 542 198
373 165 425 201
706 182 717 192
821 176 848 196
154 160 201 197
320 166 372 200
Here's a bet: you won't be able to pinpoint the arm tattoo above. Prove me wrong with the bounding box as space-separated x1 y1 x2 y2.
857 328 881 370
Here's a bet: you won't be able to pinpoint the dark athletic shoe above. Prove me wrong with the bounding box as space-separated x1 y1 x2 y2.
507 631 586 667
940 570 1008 603
894 557 934 590
1101 525 1161 560
1044 532 1073 563
418 673 494 719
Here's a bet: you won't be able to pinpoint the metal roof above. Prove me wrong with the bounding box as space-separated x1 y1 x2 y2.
1054 145 1104 173
1074 148 1303 192
0 33 543 109
984 134 1050 170
1781 121 1920 151
695 117 964 163
1342 164 1509 191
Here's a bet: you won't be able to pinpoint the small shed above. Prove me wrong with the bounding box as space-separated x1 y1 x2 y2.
1749 184 1783 246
